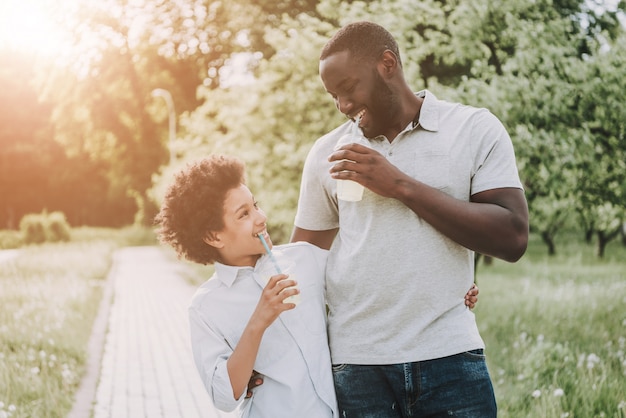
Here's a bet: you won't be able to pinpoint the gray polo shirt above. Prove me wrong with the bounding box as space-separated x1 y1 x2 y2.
294 90 523 364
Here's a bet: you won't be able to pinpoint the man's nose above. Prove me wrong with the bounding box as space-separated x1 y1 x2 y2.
336 96 353 115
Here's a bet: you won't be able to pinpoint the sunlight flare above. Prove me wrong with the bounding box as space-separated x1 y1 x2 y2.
0 0 74 56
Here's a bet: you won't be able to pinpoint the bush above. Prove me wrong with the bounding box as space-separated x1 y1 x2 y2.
47 212 71 242
0 229 22 249
19 211 72 245
20 214 47 244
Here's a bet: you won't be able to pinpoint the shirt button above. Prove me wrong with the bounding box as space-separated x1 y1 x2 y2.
388 151 393 156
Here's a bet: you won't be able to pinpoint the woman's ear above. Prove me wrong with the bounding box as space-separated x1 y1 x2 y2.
203 232 224 249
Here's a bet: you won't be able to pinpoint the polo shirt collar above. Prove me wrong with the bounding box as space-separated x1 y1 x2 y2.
415 89 439 132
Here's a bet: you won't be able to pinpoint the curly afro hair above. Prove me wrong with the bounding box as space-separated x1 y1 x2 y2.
154 155 246 265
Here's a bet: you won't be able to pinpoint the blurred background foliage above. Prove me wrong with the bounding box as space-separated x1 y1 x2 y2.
1 0 625 253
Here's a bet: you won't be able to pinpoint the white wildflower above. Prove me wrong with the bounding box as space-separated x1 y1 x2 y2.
30 366 40 375
62 368 74 383
553 388 564 397
7 405 14 412
587 353 601 369
532 389 541 398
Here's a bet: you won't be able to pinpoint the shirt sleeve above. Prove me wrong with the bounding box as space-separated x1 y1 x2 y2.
469 109 523 194
188 305 246 412
294 134 341 231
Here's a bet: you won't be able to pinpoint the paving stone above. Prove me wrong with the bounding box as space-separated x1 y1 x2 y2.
83 246 236 418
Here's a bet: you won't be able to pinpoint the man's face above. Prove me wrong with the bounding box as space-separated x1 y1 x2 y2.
319 50 397 139
210 183 270 267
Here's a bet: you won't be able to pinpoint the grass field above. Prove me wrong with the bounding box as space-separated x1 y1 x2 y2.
475 233 626 418
0 227 156 418
0 228 624 417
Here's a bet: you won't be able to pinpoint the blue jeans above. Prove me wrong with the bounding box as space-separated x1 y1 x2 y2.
332 350 497 417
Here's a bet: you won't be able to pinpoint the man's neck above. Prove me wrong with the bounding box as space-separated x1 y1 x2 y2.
384 95 424 143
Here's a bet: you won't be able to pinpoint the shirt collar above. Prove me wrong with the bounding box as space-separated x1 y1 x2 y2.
213 262 254 287
213 254 273 287
413 89 439 132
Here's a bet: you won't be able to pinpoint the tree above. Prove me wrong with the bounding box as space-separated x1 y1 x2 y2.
574 34 626 256
34 0 334 227
160 0 626 252
451 0 626 256
4 0 624 241
159 15 343 242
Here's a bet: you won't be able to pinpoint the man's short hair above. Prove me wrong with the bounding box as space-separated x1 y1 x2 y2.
320 21 401 66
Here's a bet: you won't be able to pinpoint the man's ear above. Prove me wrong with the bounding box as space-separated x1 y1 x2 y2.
203 232 224 249
378 49 398 78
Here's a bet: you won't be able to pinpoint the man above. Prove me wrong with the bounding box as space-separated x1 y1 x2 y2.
291 21 529 417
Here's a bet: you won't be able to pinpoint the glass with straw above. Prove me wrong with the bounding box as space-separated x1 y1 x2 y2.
258 234 300 305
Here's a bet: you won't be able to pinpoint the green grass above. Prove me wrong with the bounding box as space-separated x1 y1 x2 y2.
1 228 624 418
0 226 156 418
475 233 626 418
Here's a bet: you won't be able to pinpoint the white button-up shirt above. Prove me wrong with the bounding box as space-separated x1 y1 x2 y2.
189 242 338 417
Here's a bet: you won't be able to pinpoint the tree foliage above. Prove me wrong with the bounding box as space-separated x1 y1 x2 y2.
457 0 626 257
163 0 625 252
1 0 624 257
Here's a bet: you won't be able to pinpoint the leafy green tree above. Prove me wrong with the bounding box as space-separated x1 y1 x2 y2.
513 127 579 255
161 15 343 242
452 0 625 256
6 0 624 248
161 0 626 253
34 0 335 228
574 34 626 256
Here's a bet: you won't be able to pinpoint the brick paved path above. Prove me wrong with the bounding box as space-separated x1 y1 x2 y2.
71 246 235 418
0 249 19 264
